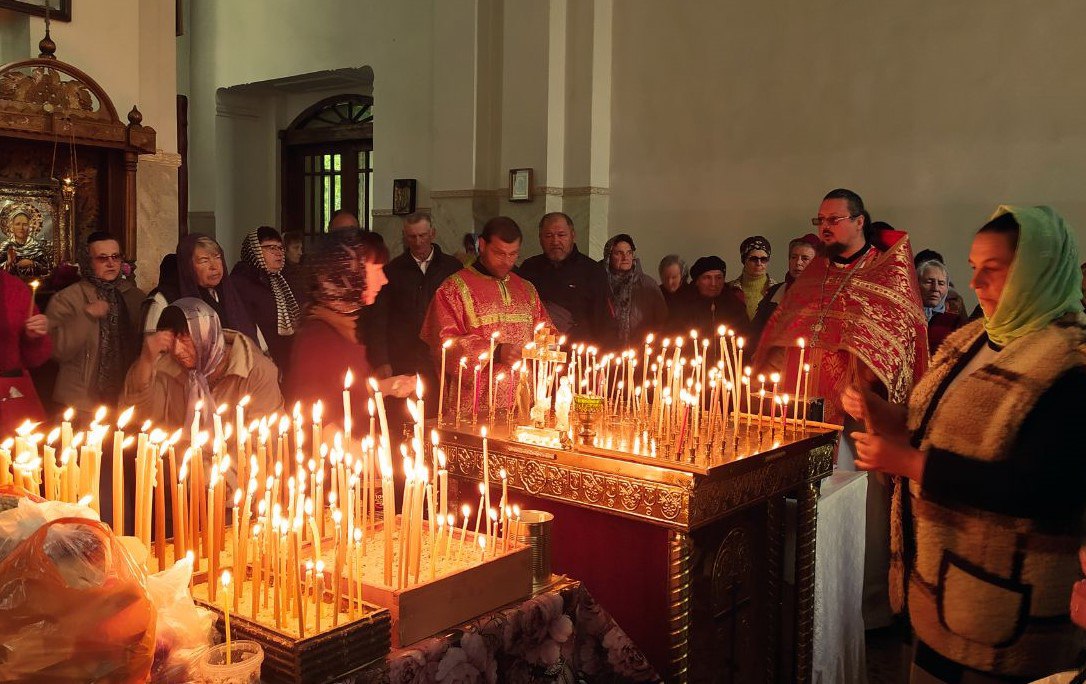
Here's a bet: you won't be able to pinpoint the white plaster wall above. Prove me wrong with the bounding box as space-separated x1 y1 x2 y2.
186 0 436 257
610 0 1086 305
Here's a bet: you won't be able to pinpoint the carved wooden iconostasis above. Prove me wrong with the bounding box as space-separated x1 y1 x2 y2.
0 25 156 291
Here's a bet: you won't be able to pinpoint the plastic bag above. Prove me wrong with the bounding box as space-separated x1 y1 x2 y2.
0 516 155 682
146 556 216 683
0 491 100 562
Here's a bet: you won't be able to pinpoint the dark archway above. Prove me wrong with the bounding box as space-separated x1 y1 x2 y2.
280 93 373 234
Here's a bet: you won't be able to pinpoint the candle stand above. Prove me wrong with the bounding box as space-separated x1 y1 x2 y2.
439 416 838 683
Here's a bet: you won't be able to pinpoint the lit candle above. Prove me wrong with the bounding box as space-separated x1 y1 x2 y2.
380 459 394 586
480 427 491 536
221 570 233 664
314 560 324 634
342 370 354 446
471 362 482 424
488 331 500 419
26 280 39 317
458 504 471 562
437 450 448 521
236 395 249 464
801 363 812 429
438 339 452 424
456 357 466 426
112 406 133 536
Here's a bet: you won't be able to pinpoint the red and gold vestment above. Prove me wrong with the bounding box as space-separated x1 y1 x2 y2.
421 264 550 412
754 230 928 424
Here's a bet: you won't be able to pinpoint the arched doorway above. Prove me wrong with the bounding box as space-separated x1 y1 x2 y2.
280 93 373 234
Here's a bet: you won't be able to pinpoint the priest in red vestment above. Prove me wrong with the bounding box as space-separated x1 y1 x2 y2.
754 188 927 630
421 217 550 416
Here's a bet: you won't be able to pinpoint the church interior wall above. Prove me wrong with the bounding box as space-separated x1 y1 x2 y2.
609 0 1086 306
9 0 1086 304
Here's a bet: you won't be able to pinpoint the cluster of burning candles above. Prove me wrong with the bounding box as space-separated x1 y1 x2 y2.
435 326 815 457
0 371 524 641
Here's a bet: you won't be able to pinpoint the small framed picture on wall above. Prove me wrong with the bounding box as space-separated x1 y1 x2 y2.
392 179 417 215
509 168 533 202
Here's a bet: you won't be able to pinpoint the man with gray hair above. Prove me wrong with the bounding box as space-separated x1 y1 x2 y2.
369 212 462 415
517 212 611 343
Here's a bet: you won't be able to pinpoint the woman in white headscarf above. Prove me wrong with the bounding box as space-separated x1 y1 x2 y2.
121 297 283 434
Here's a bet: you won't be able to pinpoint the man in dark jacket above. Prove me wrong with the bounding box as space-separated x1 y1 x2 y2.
516 212 612 345
369 212 461 416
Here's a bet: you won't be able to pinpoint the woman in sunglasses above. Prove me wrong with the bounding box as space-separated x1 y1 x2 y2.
727 235 777 321
46 231 144 420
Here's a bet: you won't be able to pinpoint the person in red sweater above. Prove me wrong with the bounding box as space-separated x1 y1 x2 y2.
0 270 51 436
285 232 413 433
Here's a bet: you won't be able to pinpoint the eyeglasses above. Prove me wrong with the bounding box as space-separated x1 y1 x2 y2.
745 256 769 264
93 254 122 263
810 215 858 227
260 244 285 254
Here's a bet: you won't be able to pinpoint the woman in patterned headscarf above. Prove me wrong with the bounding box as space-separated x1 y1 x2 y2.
285 233 413 431
120 297 282 434
726 235 777 321
232 226 301 372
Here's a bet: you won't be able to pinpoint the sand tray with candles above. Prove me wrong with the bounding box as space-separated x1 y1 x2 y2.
334 517 532 647
192 577 391 684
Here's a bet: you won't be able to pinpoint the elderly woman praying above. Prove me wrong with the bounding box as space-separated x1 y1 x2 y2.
121 297 283 435
916 258 965 355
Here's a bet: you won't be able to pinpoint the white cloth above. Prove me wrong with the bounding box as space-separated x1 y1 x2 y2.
415 246 434 274
814 471 869 684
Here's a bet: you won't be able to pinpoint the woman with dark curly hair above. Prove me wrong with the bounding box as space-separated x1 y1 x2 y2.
284 232 413 431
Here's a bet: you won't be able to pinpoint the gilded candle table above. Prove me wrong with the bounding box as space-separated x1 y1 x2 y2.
438 417 838 683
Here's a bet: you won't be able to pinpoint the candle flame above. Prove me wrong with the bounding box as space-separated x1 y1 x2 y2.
221 569 232 588
195 400 204 412
344 368 354 389
140 419 152 433
442 339 453 349
478 536 487 550
416 375 423 399
480 426 487 438
315 560 324 574
233 489 242 506
122 435 135 448
46 427 60 444
462 503 471 517
437 450 446 468
29 279 39 290
312 400 323 423
368 377 379 392
499 468 506 479
770 372 780 384
797 337 806 349
77 494 93 507
477 482 485 494
489 508 498 521
63 407 74 422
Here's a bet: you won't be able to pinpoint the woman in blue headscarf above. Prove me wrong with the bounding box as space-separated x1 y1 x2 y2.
844 206 1086 682
121 297 283 434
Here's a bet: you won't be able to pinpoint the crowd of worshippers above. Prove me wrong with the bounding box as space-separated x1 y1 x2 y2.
6 186 1086 682
7 201 1086 430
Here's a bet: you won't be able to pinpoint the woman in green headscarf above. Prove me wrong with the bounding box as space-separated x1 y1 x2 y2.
842 206 1086 683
